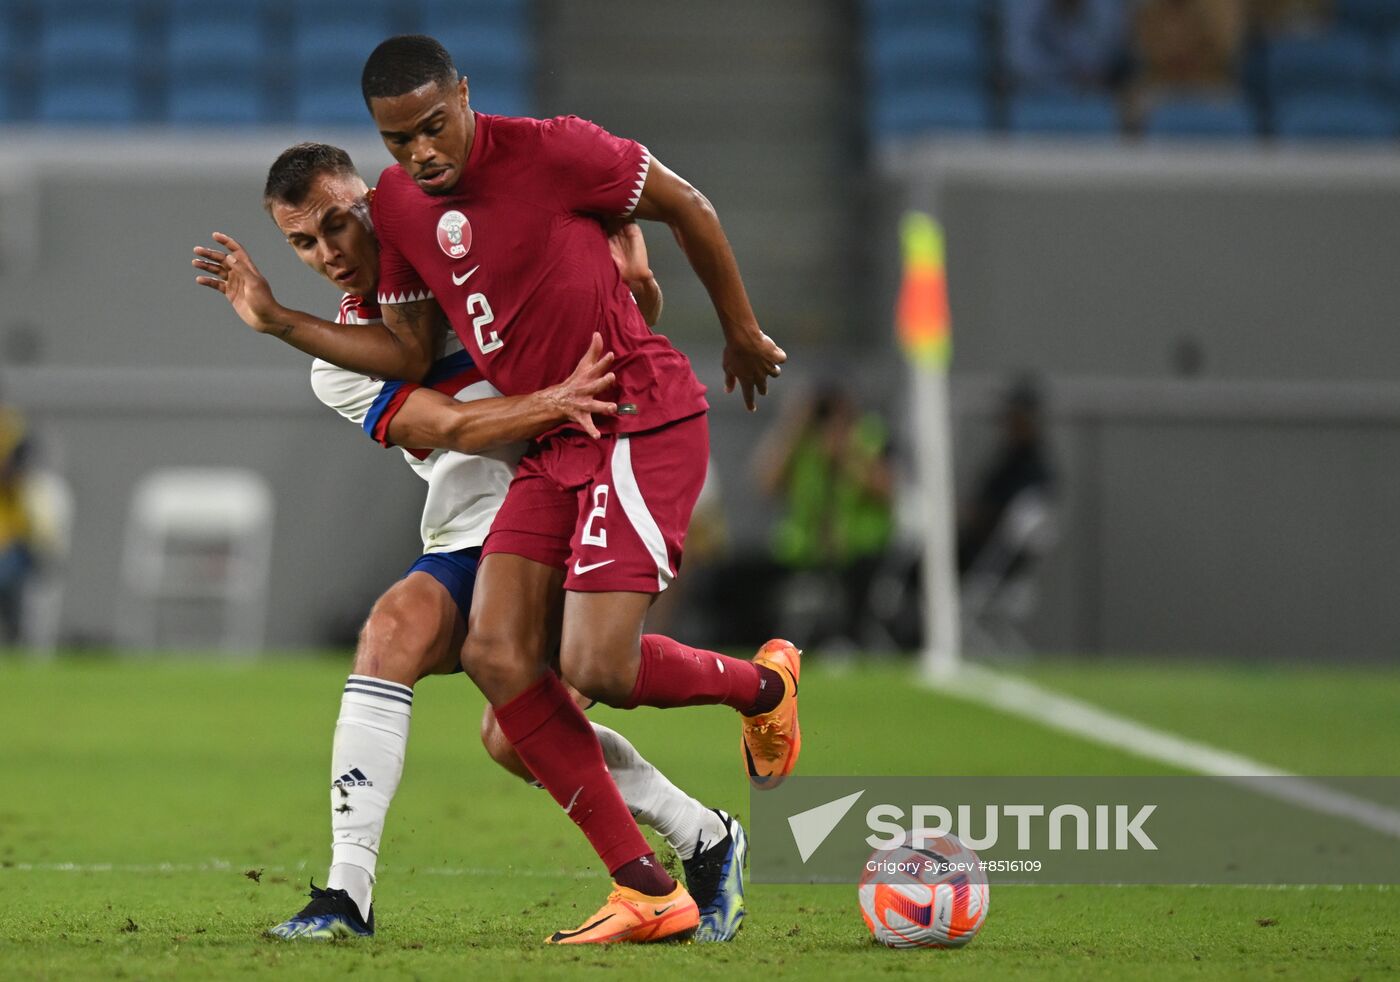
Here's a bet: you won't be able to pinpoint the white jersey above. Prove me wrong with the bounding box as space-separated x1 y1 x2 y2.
309 294 522 554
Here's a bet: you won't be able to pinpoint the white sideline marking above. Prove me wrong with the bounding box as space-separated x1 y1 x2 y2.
1 861 1391 892
927 663 1400 840
1 861 596 880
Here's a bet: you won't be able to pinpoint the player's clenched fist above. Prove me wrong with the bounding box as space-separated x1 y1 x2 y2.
192 232 290 337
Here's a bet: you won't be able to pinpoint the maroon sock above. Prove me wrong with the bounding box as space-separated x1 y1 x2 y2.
747 664 786 715
625 634 782 715
493 673 671 888
612 854 676 896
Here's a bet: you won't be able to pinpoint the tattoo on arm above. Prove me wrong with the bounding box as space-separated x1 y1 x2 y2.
383 299 446 376
276 322 296 341
393 299 440 333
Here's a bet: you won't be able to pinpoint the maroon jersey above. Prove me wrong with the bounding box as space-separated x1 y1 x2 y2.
372 113 709 434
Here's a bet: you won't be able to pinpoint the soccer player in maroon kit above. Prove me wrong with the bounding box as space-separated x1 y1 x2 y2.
228 35 798 942
362 36 800 943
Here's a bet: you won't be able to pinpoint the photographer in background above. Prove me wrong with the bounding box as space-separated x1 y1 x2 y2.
754 384 894 650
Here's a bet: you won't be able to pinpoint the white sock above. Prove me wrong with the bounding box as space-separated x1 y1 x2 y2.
325 675 412 922
591 723 727 861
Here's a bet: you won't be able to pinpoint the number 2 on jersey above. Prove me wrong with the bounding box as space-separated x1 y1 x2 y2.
467 292 502 354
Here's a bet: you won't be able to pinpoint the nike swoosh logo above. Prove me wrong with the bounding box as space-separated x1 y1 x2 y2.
572 559 615 575
652 904 675 916
451 265 480 286
563 786 583 814
549 913 615 942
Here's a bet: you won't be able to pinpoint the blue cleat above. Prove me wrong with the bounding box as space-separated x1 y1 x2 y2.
267 882 374 940
683 809 748 943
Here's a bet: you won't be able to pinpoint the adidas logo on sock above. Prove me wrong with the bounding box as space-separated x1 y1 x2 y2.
333 767 373 788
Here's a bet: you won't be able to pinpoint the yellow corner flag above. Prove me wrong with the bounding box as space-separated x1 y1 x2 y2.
896 211 951 371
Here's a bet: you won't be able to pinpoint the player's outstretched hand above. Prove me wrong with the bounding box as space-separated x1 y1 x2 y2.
192 233 286 334
723 326 786 412
539 332 618 439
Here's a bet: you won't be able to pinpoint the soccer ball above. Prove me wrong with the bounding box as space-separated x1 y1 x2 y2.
858 832 989 949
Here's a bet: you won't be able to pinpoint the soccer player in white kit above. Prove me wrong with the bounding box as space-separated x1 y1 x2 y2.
193 142 747 942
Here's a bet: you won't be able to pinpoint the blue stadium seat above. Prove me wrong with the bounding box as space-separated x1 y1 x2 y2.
420 0 530 35
431 26 531 80
291 1 397 40
168 81 266 126
1273 93 1398 140
36 8 145 123
1007 93 1120 135
870 24 986 92
866 0 984 35
37 80 140 124
1144 96 1257 139
167 14 265 71
872 83 992 137
292 21 396 125
1266 32 1378 100
293 21 395 64
420 0 533 113
163 7 272 124
38 15 141 78
294 84 372 126
1381 35 1400 98
1334 0 1400 35
0 14 10 120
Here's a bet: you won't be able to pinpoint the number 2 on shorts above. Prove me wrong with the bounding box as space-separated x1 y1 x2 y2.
581 485 609 547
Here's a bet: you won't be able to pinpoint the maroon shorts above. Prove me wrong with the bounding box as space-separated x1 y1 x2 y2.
482 412 709 593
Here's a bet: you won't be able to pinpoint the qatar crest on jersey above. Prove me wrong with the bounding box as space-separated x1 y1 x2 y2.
436 210 472 259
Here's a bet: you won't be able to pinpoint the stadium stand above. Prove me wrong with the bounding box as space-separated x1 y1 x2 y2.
1333 0 1400 36
873 84 993 137
1265 31 1377 101
1381 34 1400 101
867 0 984 37
421 0 534 117
291 3 397 126
0 0 535 126
1143 95 1257 138
1006 92 1121 135
1 0 1398 142
873 25 986 94
0 13 10 122
857 0 1400 144
864 0 990 137
166 7 269 125
36 4 145 123
1274 92 1398 140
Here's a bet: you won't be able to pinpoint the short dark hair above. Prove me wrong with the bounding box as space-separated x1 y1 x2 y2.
361 34 457 107
263 143 358 211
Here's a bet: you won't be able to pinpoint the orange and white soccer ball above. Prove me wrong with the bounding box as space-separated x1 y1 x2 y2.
858 832 989 949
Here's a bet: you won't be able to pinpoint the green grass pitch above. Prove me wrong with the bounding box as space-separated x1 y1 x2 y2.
2 655 1398 980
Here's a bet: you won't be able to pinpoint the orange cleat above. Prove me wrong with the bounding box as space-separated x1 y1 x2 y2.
741 638 802 789
545 881 699 945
